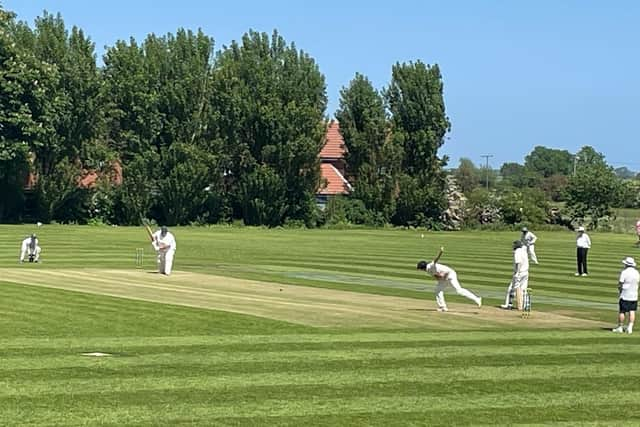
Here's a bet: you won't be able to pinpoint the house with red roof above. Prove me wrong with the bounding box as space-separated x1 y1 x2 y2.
317 120 352 207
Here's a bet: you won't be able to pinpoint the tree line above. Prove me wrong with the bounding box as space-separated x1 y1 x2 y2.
0 7 450 227
453 145 640 230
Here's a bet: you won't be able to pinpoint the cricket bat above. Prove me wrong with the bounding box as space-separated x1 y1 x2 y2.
141 220 154 242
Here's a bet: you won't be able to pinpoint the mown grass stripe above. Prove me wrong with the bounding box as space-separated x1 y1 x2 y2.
2 363 635 397
2 352 633 382
1 390 637 423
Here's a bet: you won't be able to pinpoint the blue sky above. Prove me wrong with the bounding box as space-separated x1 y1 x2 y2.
5 0 640 170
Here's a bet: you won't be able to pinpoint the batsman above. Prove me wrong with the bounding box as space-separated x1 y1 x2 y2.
501 240 529 311
147 225 177 276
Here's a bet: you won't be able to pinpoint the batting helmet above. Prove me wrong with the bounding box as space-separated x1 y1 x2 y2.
417 260 428 270
513 240 523 249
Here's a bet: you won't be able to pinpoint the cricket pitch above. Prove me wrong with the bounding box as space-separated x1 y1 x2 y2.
0 268 605 330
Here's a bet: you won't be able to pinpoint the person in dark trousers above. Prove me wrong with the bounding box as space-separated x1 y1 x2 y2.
575 226 591 277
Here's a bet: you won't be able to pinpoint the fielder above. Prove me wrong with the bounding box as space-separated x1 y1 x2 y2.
501 240 529 310
417 247 482 312
635 219 640 247
151 226 176 275
612 257 639 334
19 234 41 263
520 227 539 264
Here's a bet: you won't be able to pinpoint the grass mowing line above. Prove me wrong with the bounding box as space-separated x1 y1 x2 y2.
0 268 605 330
0 329 619 349
4 363 635 397
2 389 638 422
1 342 634 368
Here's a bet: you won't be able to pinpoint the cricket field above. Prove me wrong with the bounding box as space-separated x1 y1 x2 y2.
1 225 639 425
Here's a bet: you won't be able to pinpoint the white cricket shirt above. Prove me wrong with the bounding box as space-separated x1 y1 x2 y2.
426 262 455 279
152 231 177 252
576 233 591 248
514 247 529 274
619 267 640 301
522 231 537 246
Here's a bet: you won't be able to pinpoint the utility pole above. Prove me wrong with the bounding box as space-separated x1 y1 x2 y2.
481 154 493 190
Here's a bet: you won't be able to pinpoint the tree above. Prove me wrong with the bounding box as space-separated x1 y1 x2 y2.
498 188 549 225
524 146 573 178
210 30 327 226
386 61 450 226
0 7 62 222
335 73 400 222
499 162 542 189
614 166 636 180
155 143 224 225
453 158 481 194
567 146 623 229
102 38 162 160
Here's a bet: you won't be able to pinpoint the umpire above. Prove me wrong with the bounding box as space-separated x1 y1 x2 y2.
575 226 591 277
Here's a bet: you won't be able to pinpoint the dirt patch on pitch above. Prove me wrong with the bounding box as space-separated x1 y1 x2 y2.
0 268 605 330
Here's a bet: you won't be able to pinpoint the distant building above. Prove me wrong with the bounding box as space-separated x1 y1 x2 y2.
317 120 352 208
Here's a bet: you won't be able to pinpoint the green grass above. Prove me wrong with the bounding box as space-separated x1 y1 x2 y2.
1 225 640 425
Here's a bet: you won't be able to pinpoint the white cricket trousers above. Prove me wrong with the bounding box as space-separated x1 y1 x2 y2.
157 249 175 275
20 246 41 262
435 272 481 309
504 272 529 306
527 245 538 264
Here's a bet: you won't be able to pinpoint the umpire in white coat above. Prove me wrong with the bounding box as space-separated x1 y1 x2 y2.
152 226 177 275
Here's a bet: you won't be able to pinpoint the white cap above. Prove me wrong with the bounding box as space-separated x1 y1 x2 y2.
577 226 585 232
622 257 637 267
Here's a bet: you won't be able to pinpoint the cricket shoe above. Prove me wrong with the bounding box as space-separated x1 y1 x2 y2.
500 304 513 310
437 307 448 312
476 298 482 308
581 273 588 277
574 273 580 276
628 327 633 335
612 326 624 333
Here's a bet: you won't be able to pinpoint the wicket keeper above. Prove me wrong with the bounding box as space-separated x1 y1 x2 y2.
19 234 41 263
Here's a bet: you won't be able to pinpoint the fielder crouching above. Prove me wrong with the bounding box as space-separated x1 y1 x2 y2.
501 240 529 311
152 226 177 275
19 234 41 263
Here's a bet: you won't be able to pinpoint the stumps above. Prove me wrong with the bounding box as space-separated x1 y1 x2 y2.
135 248 144 268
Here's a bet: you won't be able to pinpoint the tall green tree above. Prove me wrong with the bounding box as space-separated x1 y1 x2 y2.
0 7 30 221
454 158 481 194
524 146 573 178
103 29 223 224
567 146 622 229
102 38 162 159
17 11 107 222
335 73 400 222
0 7 62 221
386 61 450 226
210 30 327 226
